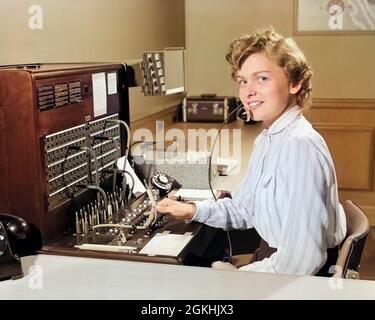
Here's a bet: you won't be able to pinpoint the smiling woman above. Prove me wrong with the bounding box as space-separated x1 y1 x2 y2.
156 27 347 277
226 28 313 120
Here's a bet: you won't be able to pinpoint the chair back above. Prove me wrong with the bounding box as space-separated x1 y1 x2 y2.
333 200 370 279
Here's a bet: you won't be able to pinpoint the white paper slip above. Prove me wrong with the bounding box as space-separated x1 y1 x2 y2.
139 233 193 257
173 189 215 201
92 72 107 117
107 72 118 95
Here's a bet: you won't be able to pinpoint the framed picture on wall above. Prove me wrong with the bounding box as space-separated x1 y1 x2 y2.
294 0 375 35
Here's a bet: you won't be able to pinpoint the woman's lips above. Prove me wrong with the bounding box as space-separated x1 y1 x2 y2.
246 101 263 110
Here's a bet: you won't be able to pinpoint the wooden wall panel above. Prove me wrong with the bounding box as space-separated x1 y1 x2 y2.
307 99 375 225
0 106 10 213
315 126 374 190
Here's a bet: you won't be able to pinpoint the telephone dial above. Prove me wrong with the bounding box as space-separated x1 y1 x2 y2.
150 172 181 196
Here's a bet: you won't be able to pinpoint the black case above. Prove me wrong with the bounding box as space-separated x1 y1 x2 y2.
182 94 237 123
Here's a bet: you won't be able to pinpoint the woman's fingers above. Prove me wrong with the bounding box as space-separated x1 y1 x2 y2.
155 198 178 213
155 199 196 220
157 198 178 207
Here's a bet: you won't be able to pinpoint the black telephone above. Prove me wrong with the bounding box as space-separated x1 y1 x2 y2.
150 172 181 196
0 214 27 281
0 214 41 281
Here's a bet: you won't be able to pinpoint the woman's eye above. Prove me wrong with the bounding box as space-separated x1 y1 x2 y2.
257 76 268 82
237 79 247 85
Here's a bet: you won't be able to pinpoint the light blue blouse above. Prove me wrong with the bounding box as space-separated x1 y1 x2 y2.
193 105 347 275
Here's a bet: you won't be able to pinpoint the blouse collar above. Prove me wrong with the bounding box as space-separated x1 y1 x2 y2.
262 105 302 136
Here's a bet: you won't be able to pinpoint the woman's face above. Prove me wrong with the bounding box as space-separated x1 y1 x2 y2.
236 53 300 127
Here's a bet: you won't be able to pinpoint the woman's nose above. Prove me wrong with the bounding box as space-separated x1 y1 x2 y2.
243 82 256 97
246 86 256 98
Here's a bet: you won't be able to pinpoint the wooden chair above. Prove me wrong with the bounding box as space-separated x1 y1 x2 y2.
332 200 370 279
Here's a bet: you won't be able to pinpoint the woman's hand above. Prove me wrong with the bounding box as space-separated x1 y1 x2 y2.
155 198 196 220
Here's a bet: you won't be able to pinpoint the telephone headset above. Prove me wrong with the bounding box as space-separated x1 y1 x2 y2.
236 100 252 122
208 100 251 198
207 100 251 263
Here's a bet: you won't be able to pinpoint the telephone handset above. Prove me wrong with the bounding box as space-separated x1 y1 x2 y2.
0 214 27 281
0 222 9 255
0 214 36 255
0 214 31 241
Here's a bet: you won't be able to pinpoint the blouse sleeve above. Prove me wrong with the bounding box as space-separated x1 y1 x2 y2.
190 136 266 230
192 153 260 229
192 190 254 230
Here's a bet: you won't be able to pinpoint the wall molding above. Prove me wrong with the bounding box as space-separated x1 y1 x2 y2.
312 98 375 110
313 124 375 131
361 206 375 225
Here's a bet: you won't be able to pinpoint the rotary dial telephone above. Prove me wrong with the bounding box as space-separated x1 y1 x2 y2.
151 172 173 193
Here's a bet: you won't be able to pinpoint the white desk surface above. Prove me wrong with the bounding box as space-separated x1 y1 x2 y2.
0 254 374 300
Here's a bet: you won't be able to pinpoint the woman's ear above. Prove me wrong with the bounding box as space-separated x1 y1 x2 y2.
289 81 302 95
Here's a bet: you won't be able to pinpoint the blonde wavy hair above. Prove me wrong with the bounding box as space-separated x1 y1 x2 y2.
226 27 313 109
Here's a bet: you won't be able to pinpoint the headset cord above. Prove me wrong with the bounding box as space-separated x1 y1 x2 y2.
207 101 250 263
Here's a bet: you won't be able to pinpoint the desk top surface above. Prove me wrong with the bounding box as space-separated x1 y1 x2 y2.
0 254 374 300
